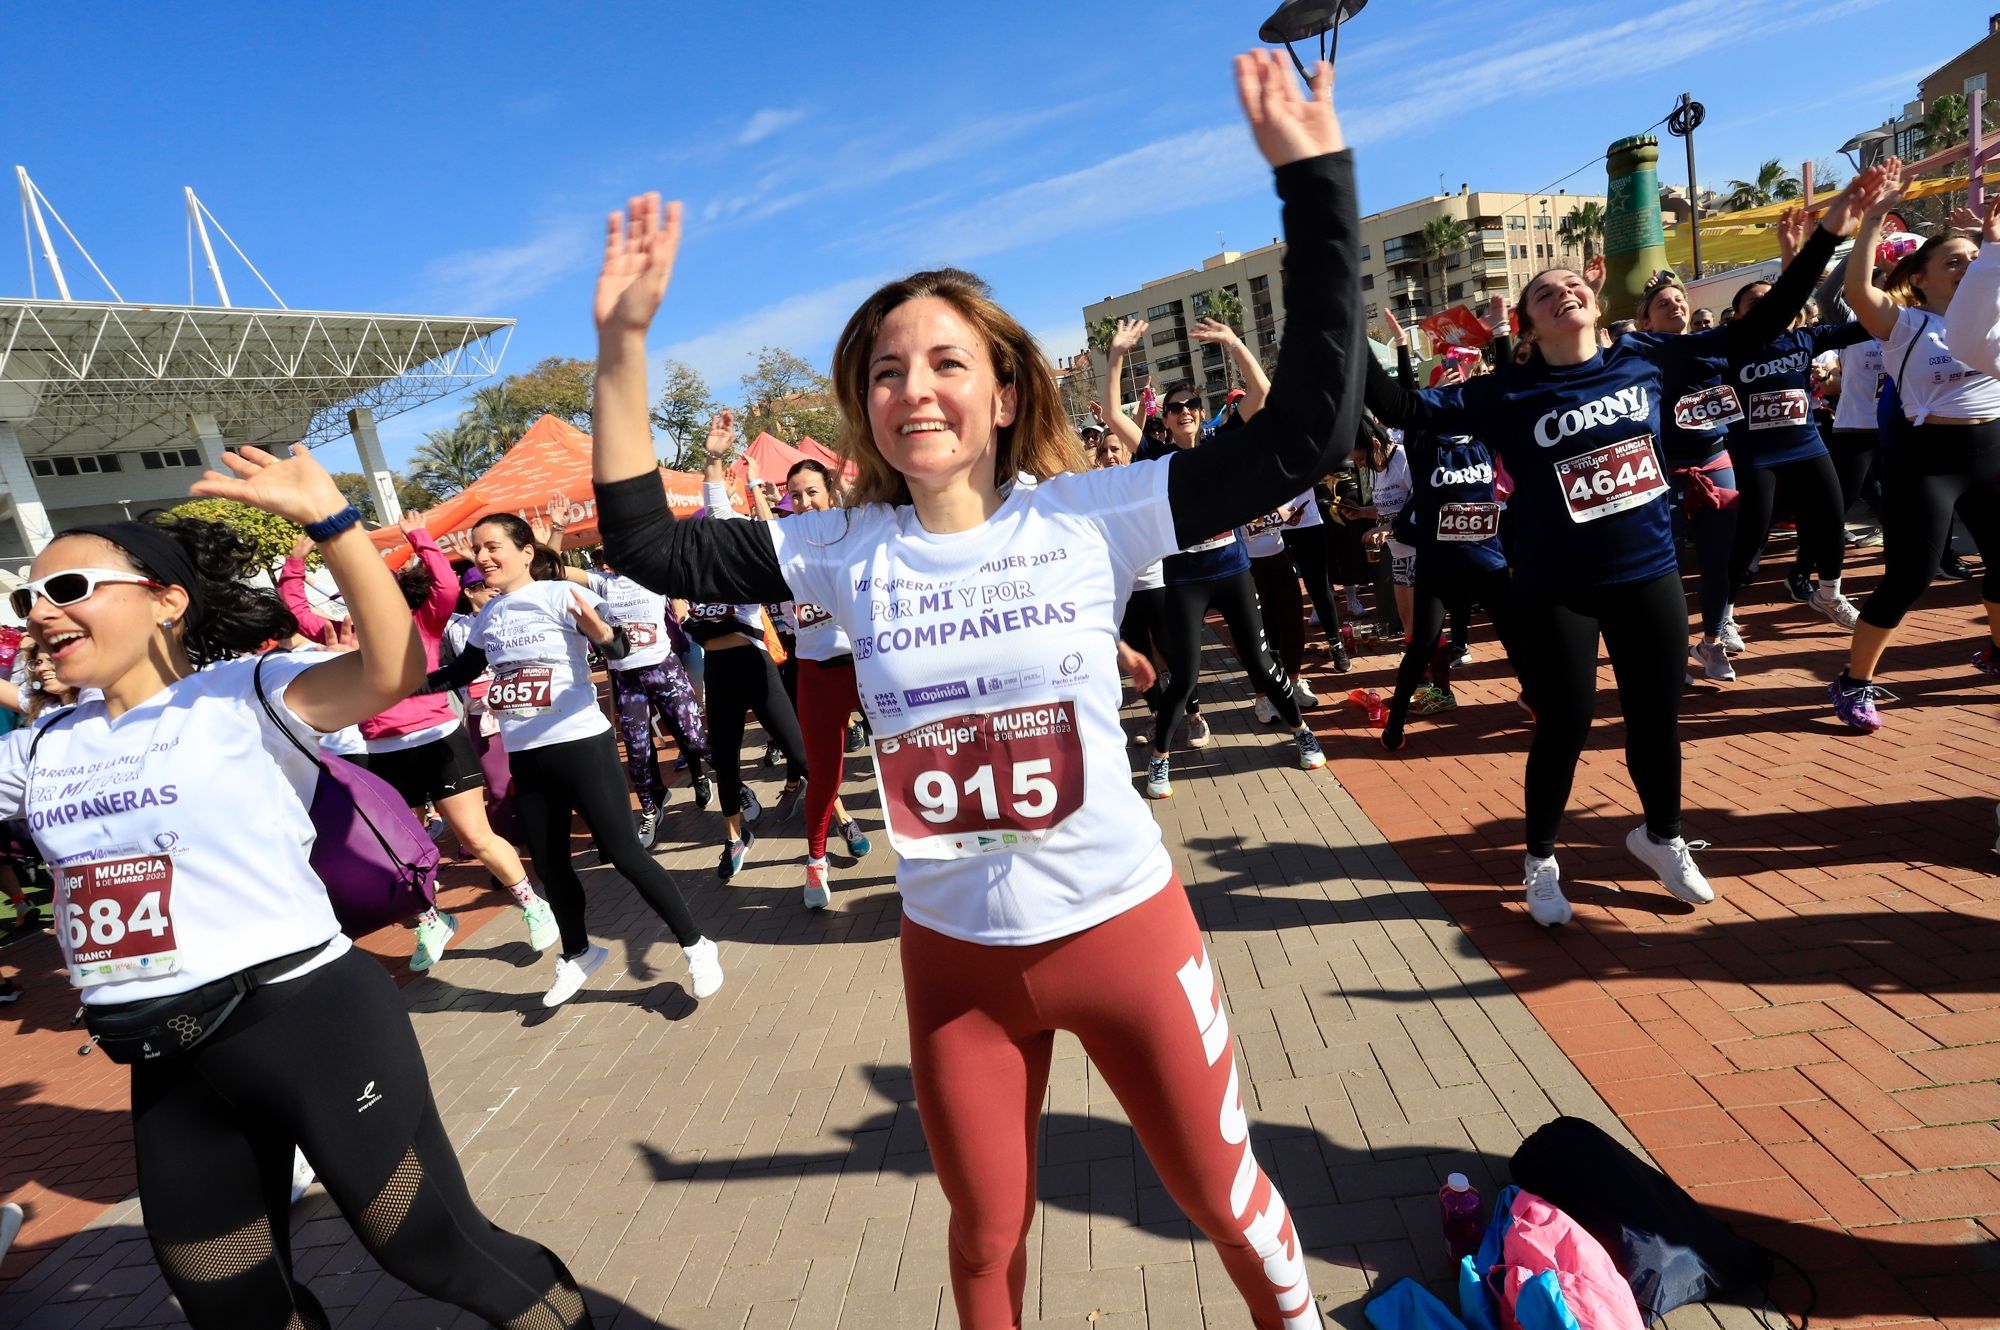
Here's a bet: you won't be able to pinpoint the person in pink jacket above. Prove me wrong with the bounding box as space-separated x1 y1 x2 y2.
280 514 559 969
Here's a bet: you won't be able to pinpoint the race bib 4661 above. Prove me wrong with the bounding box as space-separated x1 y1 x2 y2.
872 700 1086 860
1555 435 1667 524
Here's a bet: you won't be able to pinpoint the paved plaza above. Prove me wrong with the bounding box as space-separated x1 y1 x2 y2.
1 543 1996 1328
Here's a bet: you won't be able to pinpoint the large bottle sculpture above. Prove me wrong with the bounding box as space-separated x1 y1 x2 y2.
1600 134 1671 324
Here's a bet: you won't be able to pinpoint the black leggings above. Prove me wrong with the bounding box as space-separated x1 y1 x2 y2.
1859 420 2000 630
510 728 701 953
1390 563 1514 712
1281 525 1346 647
1728 449 1846 596
1512 571 1686 859
704 644 807 817
1153 570 1302 751
1120 584 1177 714
1827 427 1879 520
132 947 588 1329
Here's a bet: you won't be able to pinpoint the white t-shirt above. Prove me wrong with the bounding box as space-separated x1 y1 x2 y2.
0 655 349 1005
768 464 1180 946
586 571 674 672
1132 559 1167 592
1244 488 1321 559
1832 339 1883 432
1884 307 2000 425
468 580 612 752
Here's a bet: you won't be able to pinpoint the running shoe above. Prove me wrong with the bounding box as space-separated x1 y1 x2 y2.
840 820 872 858
773 781 803 820
683 936 724 999
1408 685 1457 716
1294 678 1318 707
410 911 457 972
522 897 559 952
1145 755 1173 800
804 857 831 910
1828 675 1894 732
693 774 715 809
718 830 756 881
740 784 763 824
1345 587 1365 617
762 741 782 768
1809 586 1860 629
1692 640 1736 683
7 904 41 935
290 1148 316 1204
674 753 689 771
1294 727 1326 770
1624 826 1716 904
1446 644 1472 670
844 720 868 755
0 1201 25 1262
1185 714 1212 748
635 808 660 850
1331 644 1353 674
1380 708 1406 752
1254 696 1280 725
1974 645 2000 680
1523 855 1572 927
1941 553 1977 581
1785 569 1814 603
542 942 608 1007
0 977 18 1004
1717 618 1745 654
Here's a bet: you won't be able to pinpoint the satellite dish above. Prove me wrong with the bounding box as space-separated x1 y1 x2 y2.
1258 0 1367 78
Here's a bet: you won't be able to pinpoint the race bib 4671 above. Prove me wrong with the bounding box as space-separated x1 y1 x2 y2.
872 700 1086 860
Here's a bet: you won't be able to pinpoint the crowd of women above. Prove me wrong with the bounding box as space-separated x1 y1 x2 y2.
0 43 1996 1330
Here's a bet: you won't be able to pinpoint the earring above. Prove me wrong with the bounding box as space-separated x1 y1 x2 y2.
159 618 175 629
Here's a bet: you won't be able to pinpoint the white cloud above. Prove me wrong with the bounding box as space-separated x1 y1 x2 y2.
736 107 810 146
415 217 591 315
659 272 893 391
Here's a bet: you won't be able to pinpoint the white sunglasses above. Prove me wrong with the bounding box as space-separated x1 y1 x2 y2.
9 568 163 619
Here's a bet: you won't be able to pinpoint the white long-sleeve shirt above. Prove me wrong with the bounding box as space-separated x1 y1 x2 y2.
1944 242 2000 381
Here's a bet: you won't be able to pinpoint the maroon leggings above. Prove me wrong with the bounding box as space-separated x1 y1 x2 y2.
902 882 1315 1329
796 655 861 860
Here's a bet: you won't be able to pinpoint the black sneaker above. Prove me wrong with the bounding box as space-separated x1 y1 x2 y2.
718 829 756 881
1331 645 1353 674
762 742 782 768
1785 569 1814 602
773 781 803 820
1941 554 1977 581
844 720 868 755
693 775 714 810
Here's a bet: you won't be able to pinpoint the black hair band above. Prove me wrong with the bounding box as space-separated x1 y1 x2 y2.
59 522 206 621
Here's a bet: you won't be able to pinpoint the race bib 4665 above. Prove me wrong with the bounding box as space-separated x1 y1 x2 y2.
872 700 1086 860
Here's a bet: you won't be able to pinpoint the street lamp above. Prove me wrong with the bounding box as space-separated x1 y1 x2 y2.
1258 0 1368 80
1667 92 1706 278
1838 128 1892 172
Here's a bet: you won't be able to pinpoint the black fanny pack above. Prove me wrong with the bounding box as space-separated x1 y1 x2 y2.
84 942 331 1065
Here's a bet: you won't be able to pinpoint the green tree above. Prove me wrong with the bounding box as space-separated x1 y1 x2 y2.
738 346 839 444
1085 316 1119 355
1558 202 1607 262
1421 215 1473 315
159 498 302 570
409 423 502 500
494 357 595 431
1200 286 1246 334
651 358 721 471
1915 93 1997 157
1723 159 1802 212
330 470 439 524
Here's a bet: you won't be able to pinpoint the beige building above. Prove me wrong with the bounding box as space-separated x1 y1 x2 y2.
1080 184 1607 415
1920 14 1999 114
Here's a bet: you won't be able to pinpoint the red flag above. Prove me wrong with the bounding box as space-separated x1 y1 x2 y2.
1419 305 1493 350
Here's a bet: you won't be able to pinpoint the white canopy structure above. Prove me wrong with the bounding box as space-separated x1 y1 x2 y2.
1 167 513 560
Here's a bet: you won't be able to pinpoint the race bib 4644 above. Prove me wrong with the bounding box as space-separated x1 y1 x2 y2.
1555 436 1667 524
872 700 1086 860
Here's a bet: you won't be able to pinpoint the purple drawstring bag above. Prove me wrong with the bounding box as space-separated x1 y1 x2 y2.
253 656 440 937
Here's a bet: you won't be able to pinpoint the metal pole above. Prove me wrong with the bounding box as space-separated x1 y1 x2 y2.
186 187 232 307
1679 94 1704 279
17 166 71 301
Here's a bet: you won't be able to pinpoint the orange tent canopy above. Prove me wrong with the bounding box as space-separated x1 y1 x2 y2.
728 431 812 494
372 414 748 566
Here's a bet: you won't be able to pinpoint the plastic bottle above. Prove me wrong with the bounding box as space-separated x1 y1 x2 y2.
1339 620 1356 655
1439 1173 1482 1265
1346 688 1387 728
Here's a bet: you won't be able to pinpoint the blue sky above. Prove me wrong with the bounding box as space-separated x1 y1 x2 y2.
2 0 1970 475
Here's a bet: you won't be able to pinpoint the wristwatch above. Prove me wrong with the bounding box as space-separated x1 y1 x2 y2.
303 505 363 542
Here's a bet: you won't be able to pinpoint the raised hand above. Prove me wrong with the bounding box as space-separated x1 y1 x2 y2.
1381 307 1407 347
1583 253 1607 293
396 511 427 536
1983 193 2000 245
1777 206 1810 263
1108 318 1148 358
1950 206 1982 233
1825 159 1901 236
1484 293 1509 331
1189 316 1241 346
1088 399 1106 425
190 444 349 527
704 409 737 459
291 534 315 561
528 515 557 548
594 192 684 339
1234 49 1342 170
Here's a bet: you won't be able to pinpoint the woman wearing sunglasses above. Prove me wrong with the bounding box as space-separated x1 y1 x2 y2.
0 446 592 1329
587 52 1357 1330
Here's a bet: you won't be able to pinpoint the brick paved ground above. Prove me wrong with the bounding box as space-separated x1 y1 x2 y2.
0 539 1993 1327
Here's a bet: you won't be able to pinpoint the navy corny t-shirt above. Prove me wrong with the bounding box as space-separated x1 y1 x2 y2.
1723 323 1872 469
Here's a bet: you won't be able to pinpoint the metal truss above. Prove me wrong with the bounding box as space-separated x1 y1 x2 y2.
0 300 513 454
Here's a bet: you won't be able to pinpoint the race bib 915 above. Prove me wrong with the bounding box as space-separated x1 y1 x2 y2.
1555 436 1667 524
872 700 1085 860
61 854 179 988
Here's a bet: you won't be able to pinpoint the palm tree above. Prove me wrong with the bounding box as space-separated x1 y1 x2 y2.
1203 286 1246 335
1558 202 1607 263
1723 159 1802 212
1915 93 1997 157
1086 316 1119 356
1420 215 1472 317
409 423 502 499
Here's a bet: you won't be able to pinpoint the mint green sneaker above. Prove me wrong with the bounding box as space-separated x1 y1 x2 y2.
522 897 559 952
410 910 457 972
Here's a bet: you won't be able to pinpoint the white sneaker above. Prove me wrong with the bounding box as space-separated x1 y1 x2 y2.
1524 855 1572 927
683 936 724 999
290 1148 316 1204
803 857 831 910
1809 586 1860 629
1692 639 1735 683
1717 618 1745 653
1145 755 1173 800
542 942 608 1007
0 1201 23 1262
1624 825 1716 904
1254 696 1279 725
1185 714 1212 748
1294 678 1318 707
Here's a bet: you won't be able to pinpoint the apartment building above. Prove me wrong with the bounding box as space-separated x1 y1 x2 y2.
1080 184 1607 414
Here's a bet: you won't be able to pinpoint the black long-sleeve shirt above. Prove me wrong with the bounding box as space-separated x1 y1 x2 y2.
598 151 1365 605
